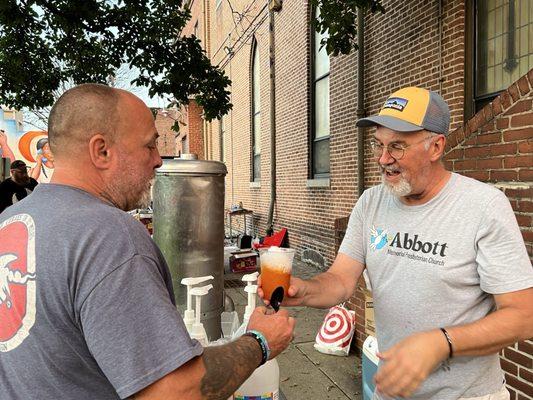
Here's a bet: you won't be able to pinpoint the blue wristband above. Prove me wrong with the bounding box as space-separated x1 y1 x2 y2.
244 330 271 365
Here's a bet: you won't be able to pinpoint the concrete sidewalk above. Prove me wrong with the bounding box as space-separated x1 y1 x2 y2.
225 259 363 400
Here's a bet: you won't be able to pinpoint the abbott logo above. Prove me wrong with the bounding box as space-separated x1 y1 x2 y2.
390 232 448 257
370 226 389 251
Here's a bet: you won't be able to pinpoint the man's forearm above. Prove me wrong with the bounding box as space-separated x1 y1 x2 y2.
447 299 533 357
303 271 354 309
200 335 262 399
0 146 15 162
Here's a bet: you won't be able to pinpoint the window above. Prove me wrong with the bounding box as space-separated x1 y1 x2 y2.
251 39 261 181
216 0 222 9
474 0 533 111
311 6 330 178
194 20 199 38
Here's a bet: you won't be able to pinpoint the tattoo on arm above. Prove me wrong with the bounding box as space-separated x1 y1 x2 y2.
200 336 262 399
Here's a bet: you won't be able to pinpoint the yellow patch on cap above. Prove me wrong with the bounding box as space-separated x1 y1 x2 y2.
379 87 430 127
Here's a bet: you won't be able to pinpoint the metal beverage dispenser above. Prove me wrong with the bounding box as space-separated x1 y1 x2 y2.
153 155 227 342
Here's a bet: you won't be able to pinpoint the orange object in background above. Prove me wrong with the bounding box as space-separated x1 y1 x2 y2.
261 264 291 302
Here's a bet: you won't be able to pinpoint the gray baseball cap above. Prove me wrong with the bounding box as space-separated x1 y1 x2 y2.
357 87 450 135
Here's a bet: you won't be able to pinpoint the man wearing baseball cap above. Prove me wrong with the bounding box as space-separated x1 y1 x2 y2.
0 160 38 214
260 87 533 399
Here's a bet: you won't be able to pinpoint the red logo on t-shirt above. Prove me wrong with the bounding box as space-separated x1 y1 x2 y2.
0 214 37 352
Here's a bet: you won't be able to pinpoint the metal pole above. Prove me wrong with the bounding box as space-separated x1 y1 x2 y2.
266 6 277 236
357 8 366 198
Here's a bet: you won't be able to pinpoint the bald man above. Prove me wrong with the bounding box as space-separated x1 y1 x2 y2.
0 84 295 400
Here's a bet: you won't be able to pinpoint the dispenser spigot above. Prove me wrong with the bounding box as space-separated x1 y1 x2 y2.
189 284 213 346
180 276 214 334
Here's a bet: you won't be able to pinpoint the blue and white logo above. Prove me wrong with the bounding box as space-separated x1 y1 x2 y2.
383 97 408 112
370 226 389 251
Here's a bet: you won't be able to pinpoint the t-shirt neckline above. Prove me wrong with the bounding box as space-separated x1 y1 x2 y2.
391 172 457 212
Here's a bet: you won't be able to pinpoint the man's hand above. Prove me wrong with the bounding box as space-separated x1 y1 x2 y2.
246 306 295 359
0 130 7 146
0 130 15 162
374 330 449 398
257 275 308 307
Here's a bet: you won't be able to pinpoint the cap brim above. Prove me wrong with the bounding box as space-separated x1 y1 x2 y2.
356 115 424 132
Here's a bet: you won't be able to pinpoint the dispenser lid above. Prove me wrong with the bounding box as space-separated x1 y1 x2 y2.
157 157 227 176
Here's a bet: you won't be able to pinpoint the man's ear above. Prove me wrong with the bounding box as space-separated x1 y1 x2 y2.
430 134 446 162
88 134 113 169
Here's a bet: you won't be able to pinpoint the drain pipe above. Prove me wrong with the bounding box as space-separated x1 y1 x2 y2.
357 8 366 197
266 2 281 236
438 0 443 94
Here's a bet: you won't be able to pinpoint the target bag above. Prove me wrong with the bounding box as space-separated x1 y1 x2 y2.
314 304 356 356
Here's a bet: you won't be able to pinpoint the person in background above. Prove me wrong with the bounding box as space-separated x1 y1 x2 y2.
0 159 38 214
30 137 55 181
260 87 533 399
0 83 295 400
0 129 15 163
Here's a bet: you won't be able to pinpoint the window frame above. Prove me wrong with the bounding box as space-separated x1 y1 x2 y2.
251 38 261 182
466 0 533 118
310 5 330 179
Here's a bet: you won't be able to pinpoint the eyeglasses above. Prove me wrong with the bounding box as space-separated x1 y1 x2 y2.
370 136 435 160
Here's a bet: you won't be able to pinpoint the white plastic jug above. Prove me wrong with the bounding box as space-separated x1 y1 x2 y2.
230 358 280 400
228 271 280 400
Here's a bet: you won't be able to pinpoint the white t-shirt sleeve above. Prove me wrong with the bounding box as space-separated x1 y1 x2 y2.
475 191 533 294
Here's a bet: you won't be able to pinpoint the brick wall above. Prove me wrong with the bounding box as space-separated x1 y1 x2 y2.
178 0 208 159
154 110 179 157
173 100 205 158
442 71 533 400
188 0 532 396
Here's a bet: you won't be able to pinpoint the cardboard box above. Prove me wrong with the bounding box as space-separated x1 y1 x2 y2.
363 289 376 337
229 250 258 273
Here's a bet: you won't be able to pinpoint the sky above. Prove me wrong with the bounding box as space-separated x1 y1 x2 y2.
22 64 167 131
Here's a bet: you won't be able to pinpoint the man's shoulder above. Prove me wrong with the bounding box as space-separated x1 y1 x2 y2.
28 178 38 188
359 184 387 204
0 177 15 188
452 173 505 202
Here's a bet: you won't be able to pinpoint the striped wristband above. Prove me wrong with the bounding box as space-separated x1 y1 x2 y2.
244 330 271 365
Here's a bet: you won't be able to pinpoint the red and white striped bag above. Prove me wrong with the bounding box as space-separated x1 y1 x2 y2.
314 303 356 356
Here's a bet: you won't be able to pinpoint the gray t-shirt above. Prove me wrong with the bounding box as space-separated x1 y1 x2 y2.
0 184 203 399
339 173 533 399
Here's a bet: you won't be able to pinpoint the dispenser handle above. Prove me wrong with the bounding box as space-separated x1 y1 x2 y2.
241 271 259 282
190 284 213 296
244 285 258 294
181 275 215 286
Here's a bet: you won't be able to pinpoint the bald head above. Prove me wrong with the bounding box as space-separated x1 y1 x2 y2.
48 83 123 157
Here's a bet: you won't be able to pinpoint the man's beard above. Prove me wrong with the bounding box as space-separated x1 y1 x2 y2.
108 176 154 211
381 166 412 197
126 177 154 210
136 177 154 209
14 176 30 186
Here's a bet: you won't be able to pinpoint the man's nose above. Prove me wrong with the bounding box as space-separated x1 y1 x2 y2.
378 147 395 165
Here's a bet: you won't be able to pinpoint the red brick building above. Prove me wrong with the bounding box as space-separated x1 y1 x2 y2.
154 109 180 157
183 1 533 397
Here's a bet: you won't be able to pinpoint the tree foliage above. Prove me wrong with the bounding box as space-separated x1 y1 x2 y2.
0 0 231 123
311 0 385 56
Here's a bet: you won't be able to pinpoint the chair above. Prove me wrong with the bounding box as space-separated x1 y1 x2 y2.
253 228 288 249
